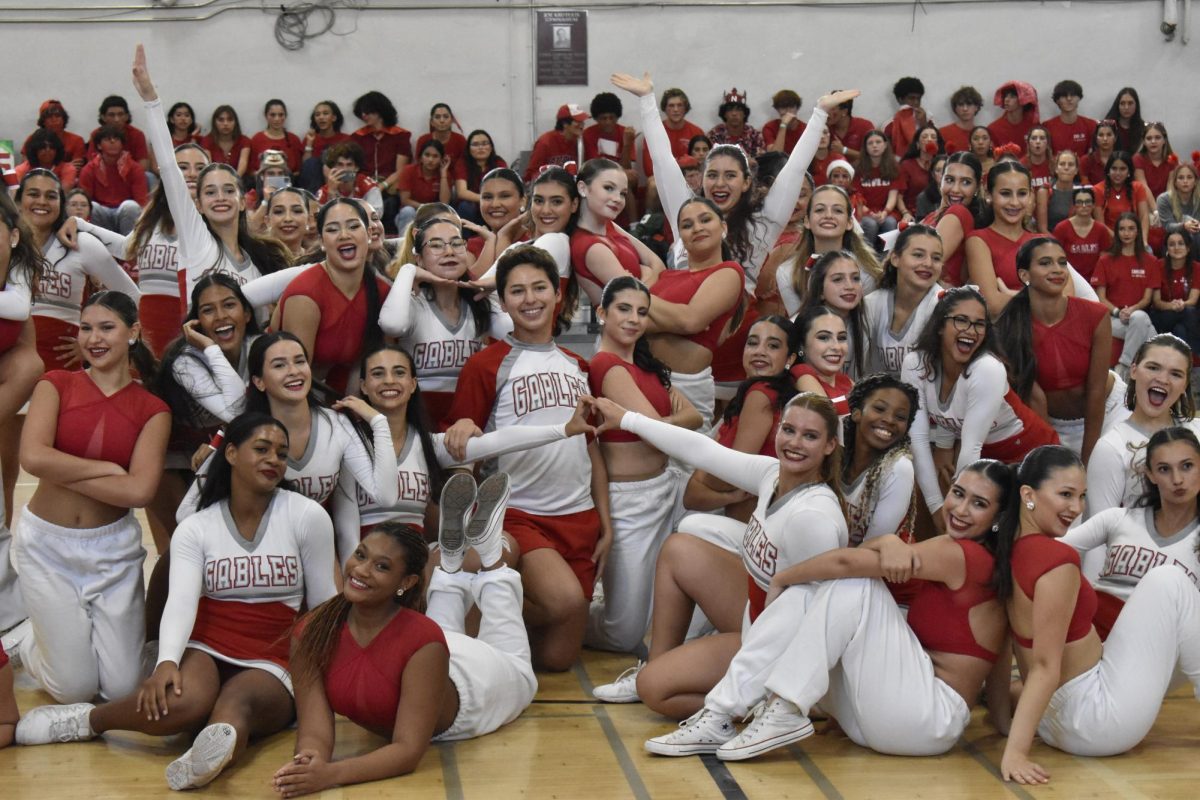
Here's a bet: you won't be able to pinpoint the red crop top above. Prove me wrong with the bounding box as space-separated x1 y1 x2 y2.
570 222 642 288
1031 296 1108 393
1010 534 1097 649
323 607 448 735
967 227 1037 290
923 203 975 287
716 384 780 458
43 370 169 470
906 538 999 662
790 363 853 416
650 261 745 353
589 352 671 444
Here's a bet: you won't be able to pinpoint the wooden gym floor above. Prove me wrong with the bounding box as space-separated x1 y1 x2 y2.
2 484 1198 798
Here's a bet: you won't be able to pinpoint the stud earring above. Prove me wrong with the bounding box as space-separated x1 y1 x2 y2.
395 588 405 598
991 523 1000 532
1025 501 1035 511
128 338 136 346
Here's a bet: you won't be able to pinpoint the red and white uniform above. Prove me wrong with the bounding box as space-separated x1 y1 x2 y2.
904 351 1058 512
0 267 33 355
159 490 337 692
1087 418 1200 517
862 285 941 378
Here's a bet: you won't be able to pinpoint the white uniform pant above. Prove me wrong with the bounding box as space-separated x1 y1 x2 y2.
11 506 146 703
426 567 538 741
706 585 817 717
1037 565 1200 757
0 490 26 630
765 578 971 756
671 367 715 431
1051 372 1133 454
586 470 679 653
1111 310 1156 368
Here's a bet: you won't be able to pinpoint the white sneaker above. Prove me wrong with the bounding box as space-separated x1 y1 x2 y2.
438 473 477 574
592 661 644 703
716 698 813 761
166 722 237 790
644 708 736 756
1 618 32 669
15 703 96 745
467 472 510 569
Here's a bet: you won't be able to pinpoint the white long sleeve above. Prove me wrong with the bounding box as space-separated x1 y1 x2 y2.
0 271 32 321
336 413 400 507
296 500 338 608
621 411 775 495
639 93 697 245
775 256 803 317
378 262 418 338
1085 434 1129 518
331 470 364 567
157 525 207 667
74 217 129 259
170 345 248 423
860 457 915 543
241 265 305 309
78 231 140 300
433 422 568 467
1061 507 1121 554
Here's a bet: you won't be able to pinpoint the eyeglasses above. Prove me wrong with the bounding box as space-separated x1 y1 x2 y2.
424 238 468 255
949 314 987 335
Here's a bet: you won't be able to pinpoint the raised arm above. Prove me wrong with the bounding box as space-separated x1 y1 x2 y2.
241 265 306 309
77 232 140 301
377 263 418 338
73 217 129 260
332 407 400 507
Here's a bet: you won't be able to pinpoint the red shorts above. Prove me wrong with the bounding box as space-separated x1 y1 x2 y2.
139 294 183 359
980 412 1060 463
504 506 601 599
0 319 22 356
32 316 81 373
1093 590 1124 641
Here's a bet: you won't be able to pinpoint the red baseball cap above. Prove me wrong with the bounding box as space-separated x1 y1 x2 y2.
676 155 699 170
557 103 588 123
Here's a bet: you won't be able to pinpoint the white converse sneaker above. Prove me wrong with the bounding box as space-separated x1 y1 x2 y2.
15 703 96 745
716 697 813 761
592 661 644 703
467 472 510 569
166 722 237 790
644 708 736 756
438 473 477 574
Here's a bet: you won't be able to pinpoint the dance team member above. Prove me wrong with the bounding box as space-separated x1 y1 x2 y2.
862 224 944 377
790 305 852 415
921 152 982 287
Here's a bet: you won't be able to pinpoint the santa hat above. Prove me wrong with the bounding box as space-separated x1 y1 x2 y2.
825 159 855 180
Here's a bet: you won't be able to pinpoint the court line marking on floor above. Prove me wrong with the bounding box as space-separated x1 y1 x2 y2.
572 663 652 800
437 740 464 800
787 744 844 800
699 754 750 800
960 737 1037 800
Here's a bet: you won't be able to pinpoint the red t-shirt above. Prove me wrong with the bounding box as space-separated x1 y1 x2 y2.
833 116 875 153
1021 158 1053 193
987 115 1035 155
790 363 853 415
1052 219 1113 281
923 203 976 287
938 124 972 156
895 158 931 213
78 153 148 207
853 165 898 214
249 131 305 173
197 134 252 169
1160 262 1196 302
640 119 705 178
397 163 441 203
809 152 838 186
967 227 1038 290
1080 151 1110 187
1132 154 1172 199
310 132 350 162
452 156 509 195
352 126 414 180
1093 181 1154 229
588 352 671 444
649 262 745 352
1043 115 1097 158
1091 253 1162 308
42 370 169 469
415 131 467 166
762 119 806 154
582 125 633 163
525 130 578 182
87 124 148 164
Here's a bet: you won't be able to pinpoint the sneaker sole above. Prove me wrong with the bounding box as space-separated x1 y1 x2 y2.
439 473 477 558
644 739 726 757
592 690 641 704
716 720 814 761
466 473 510 546
166 723 237 790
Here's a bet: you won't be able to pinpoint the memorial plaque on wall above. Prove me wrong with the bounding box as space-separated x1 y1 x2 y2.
536 10 587 86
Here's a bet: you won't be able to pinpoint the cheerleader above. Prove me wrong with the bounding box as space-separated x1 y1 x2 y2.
790 305 852 414
997 446 1200 784
1087 334 1197 515
262 187 312 259
994 237 1131 460
590 392 845 721
710 460 1011 760
586 276 700 653
862 224 944 377
903 287 1058 519
467 168 524 265
1069 426 1200 639
921 152 982 287
794 250 870 379
16 413 337 793
11 291 169 703
273 495 535 797
645 198 744 426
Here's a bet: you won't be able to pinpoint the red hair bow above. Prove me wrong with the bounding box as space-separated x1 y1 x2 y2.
993 142 1022 160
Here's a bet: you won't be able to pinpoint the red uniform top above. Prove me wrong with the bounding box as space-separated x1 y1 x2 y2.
1021 158 1052 193
397 164 441 203
249 131 305 173
582 125 633 163
42 369 169 469
352 126 414 180
640 119 705 178
715 383 780 457
1032 296 1108 392
452 156 509 195
310 132 350 162
1052 219 1113 281
525 130 578 183
78 153 148 207
923 203 976 287
649 262 745 352
986 115 1035 155
762 119 806 154
277 264 391 395
832 116 875 153
1160 262 1196 302
25 129 87 165
938 124 972 156
1132 154 1172 199
570 223 643 290
198 134 252 169
588 352 671 444
415 131 467 165
1093 180 1153 229
1010 534 1097 648
1092 253 1161 308
967 227 1038 290
87 124 148 164
907 538 998 661
895 158 931 213
853 165 897 214
790 363 853 415
322 608 447 734
1043 115 1096 158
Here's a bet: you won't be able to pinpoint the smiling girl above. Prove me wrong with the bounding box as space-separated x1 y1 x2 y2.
863 224 944 377
791 306 852 415
921 152 982 287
